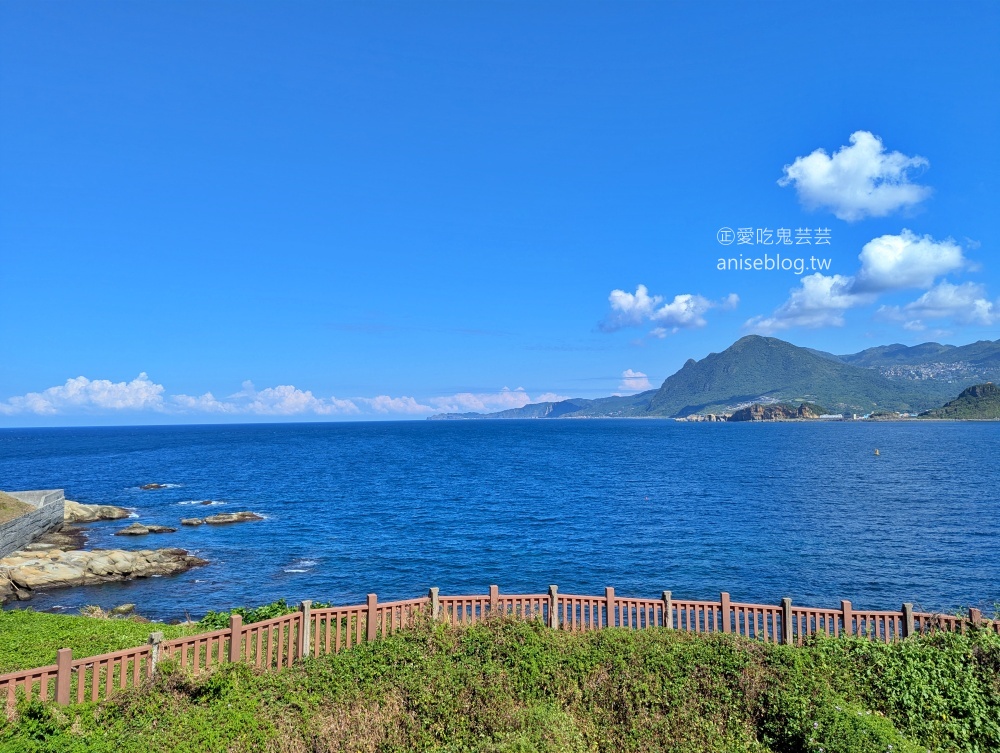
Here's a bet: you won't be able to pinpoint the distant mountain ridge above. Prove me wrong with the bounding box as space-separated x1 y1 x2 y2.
428 335 1000 420
836 339 1000 368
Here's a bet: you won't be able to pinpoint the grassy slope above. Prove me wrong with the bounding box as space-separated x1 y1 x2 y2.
0 610 200 673
2 617 998 753
0 492 34 525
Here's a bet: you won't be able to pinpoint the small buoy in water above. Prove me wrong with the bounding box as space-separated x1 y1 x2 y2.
874 448 880 456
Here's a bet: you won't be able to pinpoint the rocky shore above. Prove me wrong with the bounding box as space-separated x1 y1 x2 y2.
1 538 207 603
0 492 263 604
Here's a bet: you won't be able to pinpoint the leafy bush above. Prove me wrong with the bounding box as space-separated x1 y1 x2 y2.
2 617 998 752
197 598 332 629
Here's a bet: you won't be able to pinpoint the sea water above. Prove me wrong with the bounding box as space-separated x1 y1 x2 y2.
0 421 996 621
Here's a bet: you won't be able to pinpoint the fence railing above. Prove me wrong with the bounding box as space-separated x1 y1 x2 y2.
4 585 997 716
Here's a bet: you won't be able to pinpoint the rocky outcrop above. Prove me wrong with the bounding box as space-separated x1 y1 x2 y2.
727 403 828 422
140 483 168 490
0 547 208 604
64 500 131 523
114 523 177 536
181 511 263 526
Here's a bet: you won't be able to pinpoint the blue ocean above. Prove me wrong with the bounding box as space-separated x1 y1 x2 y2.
0 421 997 621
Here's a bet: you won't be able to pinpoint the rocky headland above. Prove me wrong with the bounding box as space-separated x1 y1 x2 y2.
727 403 829 422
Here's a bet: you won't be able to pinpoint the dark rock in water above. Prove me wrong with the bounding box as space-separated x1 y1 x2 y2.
181 518 204 526
115 523 177 536
140 483 167 490
115 523 150 536
203 511 263 525
200 500 215 506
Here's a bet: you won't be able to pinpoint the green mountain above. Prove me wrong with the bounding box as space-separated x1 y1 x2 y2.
429 335 964 420
920 383 1000 420
643 335 937 416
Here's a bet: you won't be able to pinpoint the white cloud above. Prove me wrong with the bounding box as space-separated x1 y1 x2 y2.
172 381 360 416
618 369 652 392
745 273 874 333
241 382 360 415
778 131 931 221
878 281 998 329
360 395 434 414
532 392 572 404
745 230 975 333
603 285 738 335
855 230 965 292
0 375 582 420
426 387 573 414
0 373 165 415
171 392 240 414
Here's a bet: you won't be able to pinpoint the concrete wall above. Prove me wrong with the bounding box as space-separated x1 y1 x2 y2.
0 490 65 558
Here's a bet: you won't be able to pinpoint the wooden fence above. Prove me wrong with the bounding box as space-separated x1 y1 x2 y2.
4 586 997 716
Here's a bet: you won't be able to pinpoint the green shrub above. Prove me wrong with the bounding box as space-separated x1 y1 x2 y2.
2 617 998 752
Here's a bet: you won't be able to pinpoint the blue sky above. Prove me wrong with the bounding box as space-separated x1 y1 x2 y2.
2 1 998 425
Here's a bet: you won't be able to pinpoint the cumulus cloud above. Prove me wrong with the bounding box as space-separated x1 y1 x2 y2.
357 395 433 414
618 369 652 392
855 230 965 292
745 230 979 333
878 281 998 330
745 274 874 333
778 131 931 221
602 285 738 335
172 381 360 416
171 392 240 414
0 373 165 415
0 373 583 421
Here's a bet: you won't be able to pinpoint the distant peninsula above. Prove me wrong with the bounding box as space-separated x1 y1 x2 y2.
429 335 1000 421
919 382 1000 420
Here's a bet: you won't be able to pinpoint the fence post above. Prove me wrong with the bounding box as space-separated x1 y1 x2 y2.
605 587 615 629
299 600 312 659
841 600 853 637
969 608 983 628
429 587 440 620
720 592 731 634
55 648 71 706
781 598 793 645
548 585 559 630
901 603 914 638
489 584 499 615
661 591 672 629
228 614 243 662
366 594 378 642
149 631 164 674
